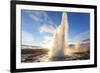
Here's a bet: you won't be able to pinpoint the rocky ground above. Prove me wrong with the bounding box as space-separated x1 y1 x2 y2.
21 49 90 63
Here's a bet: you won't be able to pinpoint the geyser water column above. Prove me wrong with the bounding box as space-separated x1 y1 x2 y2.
51 12 69 61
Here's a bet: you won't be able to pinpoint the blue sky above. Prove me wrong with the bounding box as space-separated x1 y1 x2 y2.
21 10 90 47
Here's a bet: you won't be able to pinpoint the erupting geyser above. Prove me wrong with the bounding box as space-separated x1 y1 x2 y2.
51 12 69 61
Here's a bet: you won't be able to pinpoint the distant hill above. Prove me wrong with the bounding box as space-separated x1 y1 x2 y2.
21 45 43 49
21 49 49 55
21 45 49 55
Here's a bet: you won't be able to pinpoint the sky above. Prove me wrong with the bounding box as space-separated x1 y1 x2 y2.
21 10 90 48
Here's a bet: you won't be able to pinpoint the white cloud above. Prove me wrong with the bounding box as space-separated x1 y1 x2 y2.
25 10 56 28
40 36 53 49
25 10 56 35
26 10 48 22
22 31 34 45
39 24 56 34
70 31 90 43
74 31 90 40
42 36 52 43
29 13 40 21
